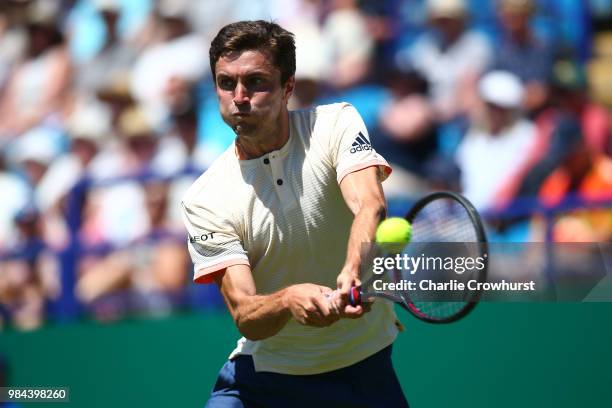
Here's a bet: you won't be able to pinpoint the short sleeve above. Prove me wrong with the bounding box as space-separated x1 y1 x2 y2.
181 200 249 284
330 103 392 184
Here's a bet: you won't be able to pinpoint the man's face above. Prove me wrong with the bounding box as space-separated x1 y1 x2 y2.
214 50 293 139
499 9 530 37
432 16 464 41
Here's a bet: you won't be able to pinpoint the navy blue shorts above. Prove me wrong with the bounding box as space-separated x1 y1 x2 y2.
205 345 409 408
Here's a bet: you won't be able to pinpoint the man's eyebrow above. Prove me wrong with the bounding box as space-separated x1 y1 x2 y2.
216 69 275 78
244 70 273 76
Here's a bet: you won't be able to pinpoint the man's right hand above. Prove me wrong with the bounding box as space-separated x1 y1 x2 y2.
284 284 340 327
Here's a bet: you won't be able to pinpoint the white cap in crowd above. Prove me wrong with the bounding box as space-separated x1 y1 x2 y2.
478 70 524 109
157 0 190 18
12 127 62 165
427 0 467 18
93 0 120 12
67 100 112 142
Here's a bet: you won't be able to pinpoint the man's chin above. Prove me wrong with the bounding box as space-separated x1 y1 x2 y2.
233 123 258 136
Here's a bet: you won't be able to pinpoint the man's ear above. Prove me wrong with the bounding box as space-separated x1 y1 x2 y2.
283 76 296 102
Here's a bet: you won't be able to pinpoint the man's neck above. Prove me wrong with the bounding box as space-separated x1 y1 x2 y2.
440 29 464 49
235 111 290 160
510 29 531 46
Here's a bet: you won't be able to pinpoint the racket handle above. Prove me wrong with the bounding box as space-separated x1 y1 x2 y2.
349 286 361 306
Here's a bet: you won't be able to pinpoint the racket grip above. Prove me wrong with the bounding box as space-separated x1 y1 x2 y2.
349 287 361 306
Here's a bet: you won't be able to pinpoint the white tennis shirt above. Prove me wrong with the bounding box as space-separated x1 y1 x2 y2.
181 103 398 375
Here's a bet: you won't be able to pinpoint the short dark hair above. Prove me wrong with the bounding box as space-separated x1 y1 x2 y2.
209 20 296 85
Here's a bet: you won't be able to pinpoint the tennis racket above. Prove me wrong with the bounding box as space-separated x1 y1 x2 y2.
351 191 488 323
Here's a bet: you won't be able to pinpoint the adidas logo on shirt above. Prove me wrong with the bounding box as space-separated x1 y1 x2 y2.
350 132 372 153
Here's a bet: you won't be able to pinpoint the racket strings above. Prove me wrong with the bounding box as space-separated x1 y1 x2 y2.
411 199 478 243
408 197 481 280
401 196 485 321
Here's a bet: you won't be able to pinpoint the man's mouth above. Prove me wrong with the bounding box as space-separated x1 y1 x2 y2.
232 111 253 120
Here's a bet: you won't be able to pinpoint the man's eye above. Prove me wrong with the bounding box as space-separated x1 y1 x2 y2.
249 77 267 89
218 78 235 90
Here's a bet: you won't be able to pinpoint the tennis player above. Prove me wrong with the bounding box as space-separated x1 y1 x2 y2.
181 20 408 407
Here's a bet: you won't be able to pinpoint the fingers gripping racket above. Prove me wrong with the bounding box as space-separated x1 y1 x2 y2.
351 191 488 323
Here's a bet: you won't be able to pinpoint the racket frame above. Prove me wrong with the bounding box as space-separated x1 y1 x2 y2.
352 191 488 323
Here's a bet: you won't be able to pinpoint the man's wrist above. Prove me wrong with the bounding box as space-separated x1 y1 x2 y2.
280 286 293 312
342 260 360 276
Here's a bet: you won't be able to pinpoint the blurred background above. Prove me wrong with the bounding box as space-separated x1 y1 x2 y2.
0 0 611 406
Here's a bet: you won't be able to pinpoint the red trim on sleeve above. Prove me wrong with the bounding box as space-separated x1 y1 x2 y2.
193 259 250 284
337 160 392 184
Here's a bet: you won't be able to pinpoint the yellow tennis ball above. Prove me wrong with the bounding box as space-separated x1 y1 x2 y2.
375 217 412 253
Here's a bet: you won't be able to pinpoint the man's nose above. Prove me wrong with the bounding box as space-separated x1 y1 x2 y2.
233 83 250 105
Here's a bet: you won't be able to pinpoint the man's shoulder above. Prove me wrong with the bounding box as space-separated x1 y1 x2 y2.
290 102 357 143
313 102 352 114
291 102 352 119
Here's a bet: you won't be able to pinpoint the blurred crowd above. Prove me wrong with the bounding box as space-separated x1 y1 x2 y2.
0 0 611 331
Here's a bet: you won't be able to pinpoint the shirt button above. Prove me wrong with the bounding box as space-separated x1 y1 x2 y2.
263 158 270 164
276 179 283 185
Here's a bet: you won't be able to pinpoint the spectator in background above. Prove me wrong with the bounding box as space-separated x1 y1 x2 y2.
153 104 203 175
286 2 325 109
130 0 207 122
9 126 63 193
493 0 554 115
456 71 537 211
396 0 492 122
95 75 135 130
152 104 210 228
537 137 612 242
358 0 405 81
0 0 71 140
0 207 60 331
94 105 159 179
375 68 438 177
321 0 375 89
0 152 30 252
79 106 158 247
74 0 140 100
550 61 611 156
34 100 112 250
495 61 612 207
6 127 65 247
0 1 27 91
76 180 188 321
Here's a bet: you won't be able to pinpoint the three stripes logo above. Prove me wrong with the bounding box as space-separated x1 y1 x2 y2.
350 132 372 154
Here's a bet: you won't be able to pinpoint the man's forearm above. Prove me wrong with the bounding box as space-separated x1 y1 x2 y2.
217 265 337 340
344 203 386 268
231 287 292 341
339 167 387 274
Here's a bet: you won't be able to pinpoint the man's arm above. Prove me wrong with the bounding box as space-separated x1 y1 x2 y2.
214 264 339 341
336 166 387 312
